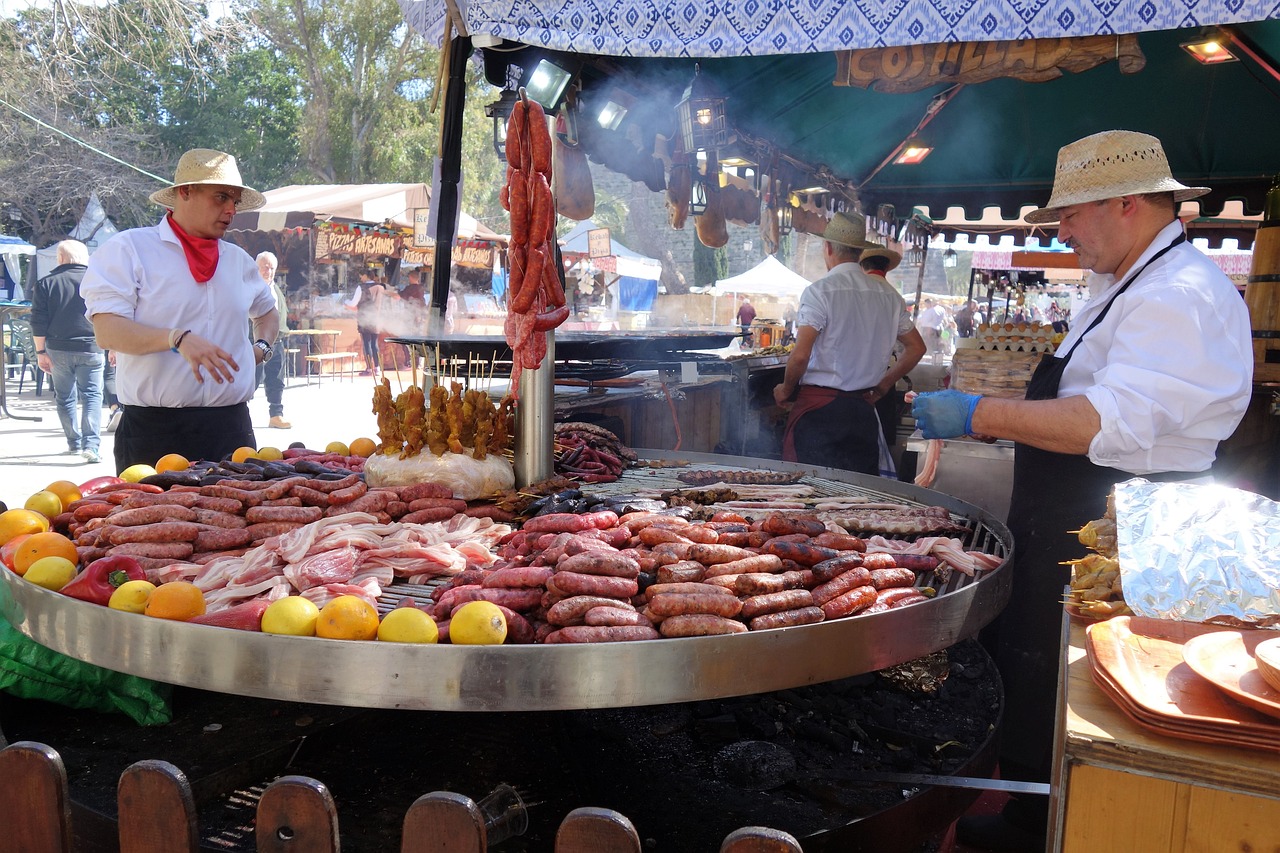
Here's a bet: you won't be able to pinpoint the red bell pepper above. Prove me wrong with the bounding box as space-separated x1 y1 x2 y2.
60 555 147 606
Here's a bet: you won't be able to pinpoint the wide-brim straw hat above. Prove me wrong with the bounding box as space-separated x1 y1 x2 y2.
149 148 266 212
859 242 901 271
1026 130 1209 224
821 211 883 251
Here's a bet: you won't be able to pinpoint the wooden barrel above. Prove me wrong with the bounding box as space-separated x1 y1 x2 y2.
1244 179 1280 382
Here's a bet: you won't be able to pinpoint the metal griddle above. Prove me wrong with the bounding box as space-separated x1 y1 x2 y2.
388 330 740 362
0 452 1011 713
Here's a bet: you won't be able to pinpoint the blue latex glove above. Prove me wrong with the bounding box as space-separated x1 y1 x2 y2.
912 390 982 439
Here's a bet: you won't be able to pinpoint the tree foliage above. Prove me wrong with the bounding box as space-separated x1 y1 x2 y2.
692 232 728 288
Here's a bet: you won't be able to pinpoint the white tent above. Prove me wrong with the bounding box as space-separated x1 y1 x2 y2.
712 255 810 299
35 192 119 278
1 234 36 300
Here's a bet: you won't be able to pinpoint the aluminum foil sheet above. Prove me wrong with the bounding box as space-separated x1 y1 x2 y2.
1116 479 1280 627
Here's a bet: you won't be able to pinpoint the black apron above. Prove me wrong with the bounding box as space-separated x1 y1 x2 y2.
996 234 1187 783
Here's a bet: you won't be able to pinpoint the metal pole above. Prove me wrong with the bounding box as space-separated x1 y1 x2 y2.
515 334 555 486
428 32 472 337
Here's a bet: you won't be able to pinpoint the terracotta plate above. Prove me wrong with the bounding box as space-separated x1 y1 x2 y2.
1182 630 1280 722
1257 636 1280 694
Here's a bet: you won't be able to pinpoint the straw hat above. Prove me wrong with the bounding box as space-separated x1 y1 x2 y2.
1025 130 1208 224
149 148 266 211
821 211 881 251
859 242 901 271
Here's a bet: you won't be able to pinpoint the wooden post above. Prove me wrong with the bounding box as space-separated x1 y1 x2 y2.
0 742 71 853
117 760 198 853
428 32 473 337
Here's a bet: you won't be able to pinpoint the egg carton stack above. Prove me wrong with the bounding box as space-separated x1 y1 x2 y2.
973 322 1061 353
950 323 1062 399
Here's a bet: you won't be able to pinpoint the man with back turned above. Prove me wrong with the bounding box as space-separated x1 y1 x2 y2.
81 148 280 473
913 130 1253 850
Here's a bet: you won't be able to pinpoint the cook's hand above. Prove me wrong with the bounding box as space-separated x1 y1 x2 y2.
176 334 239 384
773 384 795 409
912 390 981 439
36 352 52 375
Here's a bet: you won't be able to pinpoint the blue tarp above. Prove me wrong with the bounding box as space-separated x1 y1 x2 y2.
618 276 657 312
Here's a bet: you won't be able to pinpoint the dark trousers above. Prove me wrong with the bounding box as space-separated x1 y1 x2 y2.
791 395 880 475
115 403 254 473
254 348 286 417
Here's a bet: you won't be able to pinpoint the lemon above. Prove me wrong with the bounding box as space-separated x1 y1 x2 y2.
24 490 63 519
261 596 320 636
24 556 77 591
256 446 284 461
377 607 439 643
324 440 350 456
119 464 158 483
315 595 379 640
449 600 507 645
108 580 157 614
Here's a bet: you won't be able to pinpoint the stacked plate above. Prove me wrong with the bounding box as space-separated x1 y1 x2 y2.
1085 616 1280 751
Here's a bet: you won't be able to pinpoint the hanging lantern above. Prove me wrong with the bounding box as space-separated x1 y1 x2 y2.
689 174 709 216
943 247 958 268
777 204 793 236
484 89 521 162
675 63 727 154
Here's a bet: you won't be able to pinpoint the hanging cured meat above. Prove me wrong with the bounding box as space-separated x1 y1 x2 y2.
499 94 570 395
552 112 595 221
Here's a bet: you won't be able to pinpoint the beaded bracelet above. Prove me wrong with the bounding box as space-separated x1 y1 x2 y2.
171 329 193 354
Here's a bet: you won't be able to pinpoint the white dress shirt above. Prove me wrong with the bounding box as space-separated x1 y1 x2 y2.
1056 220 1253 474
81 217 276 408
796 262 914 391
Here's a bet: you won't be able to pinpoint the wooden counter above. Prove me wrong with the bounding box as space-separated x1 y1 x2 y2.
1050 621 1280 851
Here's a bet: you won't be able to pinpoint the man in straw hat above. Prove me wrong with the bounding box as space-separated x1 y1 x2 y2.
773 211 926 475
82 148 280 472
913 130 1253 850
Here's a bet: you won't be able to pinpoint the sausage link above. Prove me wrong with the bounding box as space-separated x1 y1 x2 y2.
658 614 748 637
329 491 390 516
245 505 324 524
408 497 469 513
761 515 827 537
556 551 640 579
811 567 874 606
72 502 116 521
655 561 706 584
400 507 458 525
522 513 592 534
107 521 201 544
702 573 743 590
119 491 201 508
860 553 900 570
192 495 244 513
688 543 756 565
890 554 941 573
813 532 867 552
547 595 637 627
651 542 695 564
109 541 194 560
192 527 253 552
644 582 735 601
740 589 816 620
819 585 878 619
246 521 304 541
327 481 369 506
261 477 308 501
397 482 454 502
546 572 638 600
290 485 333 507
811 554 866 584
468 588 543 613
874 587 929 607
761 540 840 567
494 605 537 644
106 505 197 526
647 592 743 619
546 625 660 644
638 526 692 547
482 566 554 589
733 570 810 597
869 568 917 590
201 485 262 507
749 606 826 631
679 525 720 544
583 607 652 627
303 473 362 494
260 497 304 508
704 553 782 578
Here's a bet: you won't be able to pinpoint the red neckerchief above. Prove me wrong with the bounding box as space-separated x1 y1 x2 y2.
865 270 887 278
167 214 220 283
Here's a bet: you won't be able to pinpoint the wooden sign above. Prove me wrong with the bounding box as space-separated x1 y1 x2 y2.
1012 251 1080 270
315 228 401 259
588 227 611 259
835 35 1145 94
412 208 432 248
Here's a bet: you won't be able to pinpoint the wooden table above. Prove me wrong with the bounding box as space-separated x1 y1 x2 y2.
281 329 346 383
1049 620 1280 851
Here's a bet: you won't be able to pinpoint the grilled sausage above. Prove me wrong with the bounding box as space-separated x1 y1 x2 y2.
638 526 693 546
245 506 324 524
397 482 455 502
327 481 369 506
556 551 640 579
740 589 815 620
109 541 194 560
107 505 197 526
644 582 735 601
547 595 637 626
812 567 874 606
658 614 748 637
546 572 638 600
749 607 825 631
647 593 743 619
192 527 253 552
545 625 660 643
860 553 900 571
732 570 810 597
819 585 878 619
890 555 941 573
656 561 707 584
106 521 201 544
688 543 756 565
813 531 867 552
761 515 827 537
810 554 866 584
482 566 555 589
192 495 244 514
869 568 917 590
703 553 782 578
583 607 652 628
761 540 839 567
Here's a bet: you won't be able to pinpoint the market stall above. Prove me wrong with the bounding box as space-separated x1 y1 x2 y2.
557 218 663 330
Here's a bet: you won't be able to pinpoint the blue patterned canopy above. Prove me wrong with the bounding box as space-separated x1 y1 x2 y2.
401 0 1279 57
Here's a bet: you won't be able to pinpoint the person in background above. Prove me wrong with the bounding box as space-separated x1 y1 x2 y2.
31 239 104 463
916 297 946 353
345 274 384 375
913 130 1253 851
773 213 926 475
953 300 978 337
102 352 121 432
736 296 757 346
255 251 291 429
859 243 911 457
81 148 278 472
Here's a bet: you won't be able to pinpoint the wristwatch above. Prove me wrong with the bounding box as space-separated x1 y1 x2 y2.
254 339 273 360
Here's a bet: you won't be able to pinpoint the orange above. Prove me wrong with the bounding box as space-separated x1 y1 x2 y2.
13 532 78 576
155 453 191 473
231 446 258 464
315 595 379 640
44 480 82 508
348 437 376 458
144 581 207 621
1 533 34 571
23 490 63 520
0 509 50 546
